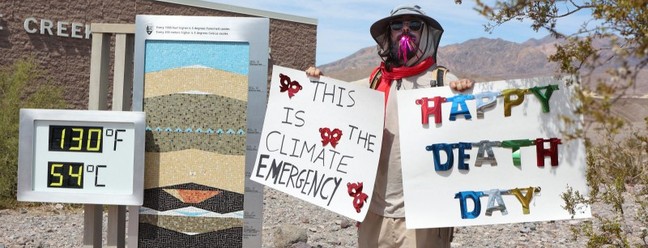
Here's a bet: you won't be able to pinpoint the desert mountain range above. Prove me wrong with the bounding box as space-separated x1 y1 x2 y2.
319 36 558 82
318 36 648 126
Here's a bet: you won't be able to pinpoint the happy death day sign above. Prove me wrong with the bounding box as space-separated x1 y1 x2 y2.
251 66 384 221
397 77 591 228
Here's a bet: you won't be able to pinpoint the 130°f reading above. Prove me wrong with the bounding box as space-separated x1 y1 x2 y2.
48 125 127 153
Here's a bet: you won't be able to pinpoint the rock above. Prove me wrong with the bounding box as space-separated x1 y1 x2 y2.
339 219 353 229
272 225 308 248
16 237 27 245
327 241 342 246
520 222 537 233
569 220 582 225
290 241 312 248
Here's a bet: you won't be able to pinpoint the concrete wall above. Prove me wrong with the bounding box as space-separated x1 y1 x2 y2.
0 0 317 109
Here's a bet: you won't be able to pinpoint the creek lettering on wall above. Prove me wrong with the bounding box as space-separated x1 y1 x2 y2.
23 17 91 39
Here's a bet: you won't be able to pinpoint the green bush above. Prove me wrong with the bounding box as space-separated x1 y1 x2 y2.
561 101 648 247
471 0 648 246
0 58 67 209
573 124 648 247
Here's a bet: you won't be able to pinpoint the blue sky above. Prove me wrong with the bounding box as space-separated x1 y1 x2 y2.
206 0 592 66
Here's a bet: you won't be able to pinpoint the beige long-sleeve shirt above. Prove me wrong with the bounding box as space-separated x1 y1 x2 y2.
368 66 458 218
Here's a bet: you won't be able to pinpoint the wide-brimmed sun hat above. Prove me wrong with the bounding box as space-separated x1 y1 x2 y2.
370 4 443 44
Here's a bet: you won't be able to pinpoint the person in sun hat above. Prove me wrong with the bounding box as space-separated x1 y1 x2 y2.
307 4 475 247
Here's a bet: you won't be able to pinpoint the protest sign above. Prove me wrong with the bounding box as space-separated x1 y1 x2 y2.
251 66 384 221
397 77 591 228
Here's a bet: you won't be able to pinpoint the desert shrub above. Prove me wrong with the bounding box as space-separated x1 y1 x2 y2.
471 0 648 246
0 58 68 209
574 123 648 247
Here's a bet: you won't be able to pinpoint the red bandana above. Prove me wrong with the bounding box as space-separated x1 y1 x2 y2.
376 57 436 106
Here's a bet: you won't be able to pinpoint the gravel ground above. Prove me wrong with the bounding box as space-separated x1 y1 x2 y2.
0 185 645 248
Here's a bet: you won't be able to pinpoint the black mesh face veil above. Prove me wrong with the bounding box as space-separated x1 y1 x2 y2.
370 5 444 68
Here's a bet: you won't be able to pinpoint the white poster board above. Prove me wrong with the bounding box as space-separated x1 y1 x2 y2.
251 66 384 221
398 77 591 228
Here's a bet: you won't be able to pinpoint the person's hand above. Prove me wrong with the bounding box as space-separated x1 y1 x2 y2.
305 66 323 79
449 79 475 92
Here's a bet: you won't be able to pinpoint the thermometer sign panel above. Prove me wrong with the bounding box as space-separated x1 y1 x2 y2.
18 109 145 205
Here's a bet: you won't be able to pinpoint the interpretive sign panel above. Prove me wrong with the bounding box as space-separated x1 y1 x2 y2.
134 15 268 247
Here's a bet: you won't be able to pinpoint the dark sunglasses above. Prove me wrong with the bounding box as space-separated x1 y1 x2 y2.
390 20 423 31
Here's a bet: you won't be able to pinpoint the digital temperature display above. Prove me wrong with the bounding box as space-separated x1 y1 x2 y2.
18 109 146 205
47 162 84 188
48 126 103 153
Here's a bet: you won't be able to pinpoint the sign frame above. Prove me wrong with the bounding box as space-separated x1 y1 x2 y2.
17 109 146 205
